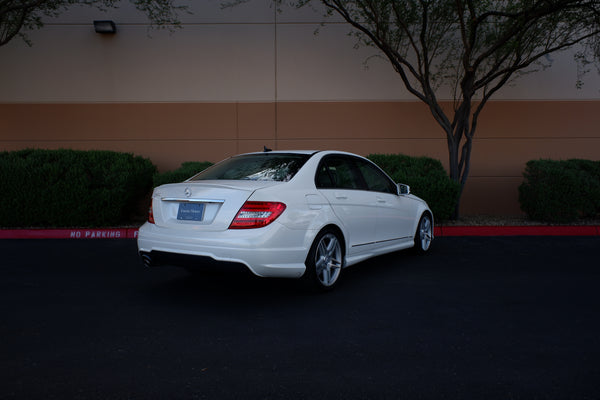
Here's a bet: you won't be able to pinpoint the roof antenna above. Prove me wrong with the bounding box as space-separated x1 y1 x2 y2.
263 145 272 152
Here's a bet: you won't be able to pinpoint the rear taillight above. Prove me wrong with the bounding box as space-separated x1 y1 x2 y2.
148 203 155 224
229 201 286 229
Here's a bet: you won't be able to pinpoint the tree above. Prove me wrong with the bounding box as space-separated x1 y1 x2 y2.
575 27 600 88
0 0 186 47
286 0 600 217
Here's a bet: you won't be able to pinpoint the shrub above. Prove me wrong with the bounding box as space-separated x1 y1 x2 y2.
153 161 214 187
0 149 156 227
367 154 460 220
519 159 600 223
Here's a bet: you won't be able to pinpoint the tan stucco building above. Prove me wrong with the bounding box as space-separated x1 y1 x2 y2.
2 1 599 215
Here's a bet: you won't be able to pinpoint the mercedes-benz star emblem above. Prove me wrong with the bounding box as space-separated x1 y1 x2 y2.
184 187 192 198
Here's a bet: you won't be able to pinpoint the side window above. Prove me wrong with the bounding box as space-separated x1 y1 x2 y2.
315 156 364 190
315 163 335 188
355 158 397 194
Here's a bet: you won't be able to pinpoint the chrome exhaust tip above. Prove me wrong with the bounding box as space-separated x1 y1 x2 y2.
140 252 153 268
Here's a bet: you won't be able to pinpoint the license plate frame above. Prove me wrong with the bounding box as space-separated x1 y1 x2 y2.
177 202 205 221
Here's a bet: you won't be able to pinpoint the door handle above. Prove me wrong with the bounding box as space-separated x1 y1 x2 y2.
334 192 347 199
376 196 386 203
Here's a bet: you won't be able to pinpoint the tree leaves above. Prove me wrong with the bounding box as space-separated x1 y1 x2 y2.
0 0 187 47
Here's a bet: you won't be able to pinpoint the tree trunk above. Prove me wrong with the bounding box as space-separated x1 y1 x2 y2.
447 135 464 219
444 97 475 220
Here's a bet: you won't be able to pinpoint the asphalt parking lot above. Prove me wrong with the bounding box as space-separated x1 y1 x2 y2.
1 236 599 399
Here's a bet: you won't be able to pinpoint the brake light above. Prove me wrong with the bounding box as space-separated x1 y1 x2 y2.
148 203 155 224
229 201 286 229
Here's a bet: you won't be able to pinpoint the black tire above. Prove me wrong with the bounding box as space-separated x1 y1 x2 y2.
303 228 344 291
414 212 433 254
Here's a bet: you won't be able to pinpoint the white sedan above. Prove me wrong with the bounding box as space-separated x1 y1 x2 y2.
138 150 433 290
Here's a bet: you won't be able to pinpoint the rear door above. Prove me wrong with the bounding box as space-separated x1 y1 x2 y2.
315 155 378 255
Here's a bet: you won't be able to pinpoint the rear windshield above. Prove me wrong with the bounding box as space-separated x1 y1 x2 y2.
189 153 311 182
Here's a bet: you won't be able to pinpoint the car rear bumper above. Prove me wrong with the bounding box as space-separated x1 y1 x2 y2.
139 250 252 275
137 222 310 278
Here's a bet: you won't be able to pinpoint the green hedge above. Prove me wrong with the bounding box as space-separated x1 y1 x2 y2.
519 159 600 223
153 161 214 187
0 149 156 227
367 154 460 220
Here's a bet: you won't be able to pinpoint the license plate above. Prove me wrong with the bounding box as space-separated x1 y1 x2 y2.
177 202 205 221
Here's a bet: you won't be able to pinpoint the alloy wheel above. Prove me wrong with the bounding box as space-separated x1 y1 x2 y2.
314 233 343 287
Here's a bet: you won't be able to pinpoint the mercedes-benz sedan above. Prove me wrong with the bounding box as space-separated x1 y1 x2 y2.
138 150 433 290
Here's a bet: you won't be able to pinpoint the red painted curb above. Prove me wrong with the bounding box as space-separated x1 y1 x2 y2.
1 226 598 239
434 225 600 237
0 228 139 240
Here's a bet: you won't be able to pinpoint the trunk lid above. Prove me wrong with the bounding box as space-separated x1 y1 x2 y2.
151 181 280 231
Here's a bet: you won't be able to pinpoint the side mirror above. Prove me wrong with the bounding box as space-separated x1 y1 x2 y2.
398 183 410 195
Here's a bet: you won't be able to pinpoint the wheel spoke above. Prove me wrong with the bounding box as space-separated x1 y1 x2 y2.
326 239 336 256
330 257 342 268
318 241 327 257
321 266 331 285
315 257 326 272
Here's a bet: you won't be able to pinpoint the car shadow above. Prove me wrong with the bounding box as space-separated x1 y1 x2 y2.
142 246 428 309
341 250 418 283
142 266 314 307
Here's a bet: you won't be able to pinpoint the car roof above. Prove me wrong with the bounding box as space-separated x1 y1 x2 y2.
239 150 319 155
238 150 364 157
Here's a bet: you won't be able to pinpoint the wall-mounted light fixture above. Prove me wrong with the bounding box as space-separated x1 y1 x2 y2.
93 20 117 34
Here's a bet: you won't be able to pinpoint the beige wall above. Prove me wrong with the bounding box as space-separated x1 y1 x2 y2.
2 1 600 103
2 100 599 216
1 1 599 216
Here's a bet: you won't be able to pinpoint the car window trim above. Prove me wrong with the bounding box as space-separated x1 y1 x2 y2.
315 155 366 191
316 154 397 194
354 157 397 195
